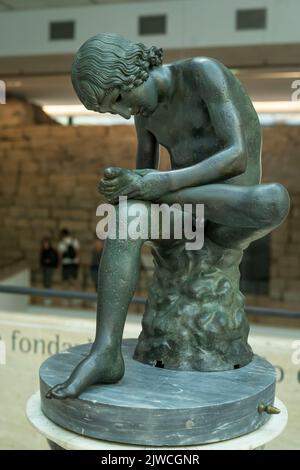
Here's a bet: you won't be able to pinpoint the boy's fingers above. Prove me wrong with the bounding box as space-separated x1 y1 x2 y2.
106 184 136 201
100 178 119 188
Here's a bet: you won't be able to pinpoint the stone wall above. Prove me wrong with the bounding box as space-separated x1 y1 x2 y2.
0 107 298 303
0 124 137 288
262 126 300 304
0 97 56 127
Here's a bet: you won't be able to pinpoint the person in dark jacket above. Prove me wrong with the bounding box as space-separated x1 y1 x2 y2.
40 237 58 289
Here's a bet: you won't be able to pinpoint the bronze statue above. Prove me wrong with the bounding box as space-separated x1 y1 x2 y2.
46 33 289 400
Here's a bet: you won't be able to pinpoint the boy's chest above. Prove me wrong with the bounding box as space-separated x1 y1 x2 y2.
145 97 213 148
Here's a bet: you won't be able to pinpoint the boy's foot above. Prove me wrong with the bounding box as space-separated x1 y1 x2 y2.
46 348 124 399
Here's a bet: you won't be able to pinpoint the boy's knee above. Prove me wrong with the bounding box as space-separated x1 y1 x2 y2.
114 199 151 240
115 199 150 220
256 183 290 226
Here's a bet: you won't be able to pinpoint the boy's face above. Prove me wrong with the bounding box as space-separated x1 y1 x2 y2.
91 74 159 119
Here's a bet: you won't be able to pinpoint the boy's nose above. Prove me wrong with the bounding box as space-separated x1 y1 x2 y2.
112 104 132 119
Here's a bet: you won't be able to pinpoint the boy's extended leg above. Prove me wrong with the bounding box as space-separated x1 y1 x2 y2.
47 201 154 399
47 238 144 398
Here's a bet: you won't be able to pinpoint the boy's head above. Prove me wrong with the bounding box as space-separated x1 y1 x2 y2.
60 228 70 238
71 33 163 118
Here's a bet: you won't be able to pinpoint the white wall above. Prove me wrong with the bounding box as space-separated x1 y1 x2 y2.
0 0 300 58
0 269 30 311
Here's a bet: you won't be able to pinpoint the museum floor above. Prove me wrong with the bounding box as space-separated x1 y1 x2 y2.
0 305 299 450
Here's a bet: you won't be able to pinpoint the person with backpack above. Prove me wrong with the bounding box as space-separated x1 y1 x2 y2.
58 228 80 286
40 237 58 289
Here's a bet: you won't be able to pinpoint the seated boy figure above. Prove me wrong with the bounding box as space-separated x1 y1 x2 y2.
47 33 289 399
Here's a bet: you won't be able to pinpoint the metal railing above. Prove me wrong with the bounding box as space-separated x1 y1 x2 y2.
0 285 146 304
0 284 300 318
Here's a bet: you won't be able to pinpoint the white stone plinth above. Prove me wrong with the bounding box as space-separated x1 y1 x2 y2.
26 392 287 450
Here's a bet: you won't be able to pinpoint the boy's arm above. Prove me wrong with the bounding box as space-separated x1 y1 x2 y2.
135 116 159 170
165 59 247 192
101 60 248 202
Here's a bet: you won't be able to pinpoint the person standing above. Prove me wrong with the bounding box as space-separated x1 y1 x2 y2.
40 237 58 289
58 228 80 287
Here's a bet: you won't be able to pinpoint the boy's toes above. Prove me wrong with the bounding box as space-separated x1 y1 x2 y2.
46 383 67 399
46 384 61 399
104 167 122 179
46 383 78 400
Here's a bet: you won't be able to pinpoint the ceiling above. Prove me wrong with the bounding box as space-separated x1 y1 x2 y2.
1 1 299 123
0 0 162 11
5 66 300 108
3 47 300 107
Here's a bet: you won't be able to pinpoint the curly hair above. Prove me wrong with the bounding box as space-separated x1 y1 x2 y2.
71 33 163 109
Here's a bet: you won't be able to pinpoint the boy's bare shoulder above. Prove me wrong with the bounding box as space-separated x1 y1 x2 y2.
174 56 227 75
172 57 231 91
174 57 236 100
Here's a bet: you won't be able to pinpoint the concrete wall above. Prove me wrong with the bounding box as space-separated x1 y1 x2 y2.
0 269 30 311
0 0 300 58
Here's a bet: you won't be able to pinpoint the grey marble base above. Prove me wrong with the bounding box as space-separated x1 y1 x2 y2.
40 339 276 446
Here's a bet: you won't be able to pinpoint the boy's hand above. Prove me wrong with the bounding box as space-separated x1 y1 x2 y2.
98 167 170 203
134 172 171 201
98 167 141 203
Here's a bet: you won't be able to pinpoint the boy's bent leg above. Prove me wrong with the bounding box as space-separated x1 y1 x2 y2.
160 182 289 249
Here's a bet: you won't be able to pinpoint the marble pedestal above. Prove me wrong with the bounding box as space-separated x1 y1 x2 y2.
27 393 287 450
39 339 279 446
